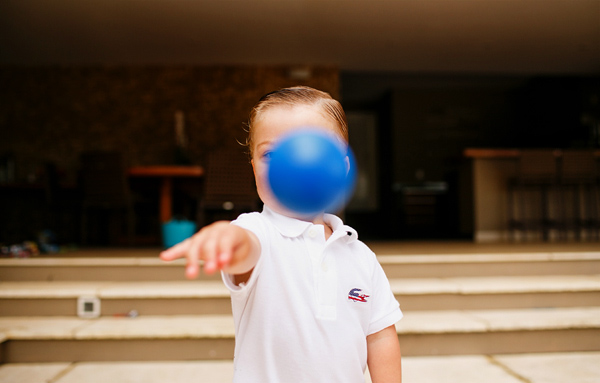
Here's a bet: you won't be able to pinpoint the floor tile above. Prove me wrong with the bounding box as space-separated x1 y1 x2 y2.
54 361 234 383
0 363 71 383
401 355 523 383
495 352 600 383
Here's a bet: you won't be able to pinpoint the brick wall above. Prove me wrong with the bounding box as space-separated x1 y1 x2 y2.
0 65 339 184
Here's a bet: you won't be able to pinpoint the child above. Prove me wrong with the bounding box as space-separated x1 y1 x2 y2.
160 86 402 383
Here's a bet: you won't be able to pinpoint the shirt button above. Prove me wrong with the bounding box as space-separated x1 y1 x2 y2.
321 263 328 272
308 228 317 238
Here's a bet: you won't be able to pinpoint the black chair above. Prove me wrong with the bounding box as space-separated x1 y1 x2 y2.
41 162 81 244
80 151 135 246
508 150 560 241
197 149 260 227
559 150 599 240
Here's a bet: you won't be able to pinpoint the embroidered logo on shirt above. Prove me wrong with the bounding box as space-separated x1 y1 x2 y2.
348 288 369 303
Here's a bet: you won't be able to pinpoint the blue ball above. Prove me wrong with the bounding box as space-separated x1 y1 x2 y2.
267 128 357 216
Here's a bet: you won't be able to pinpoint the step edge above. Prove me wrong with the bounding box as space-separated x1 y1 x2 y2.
1 308 599 340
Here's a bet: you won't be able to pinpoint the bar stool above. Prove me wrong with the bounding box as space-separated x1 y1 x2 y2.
508 150 560 241
80 151 136 246
559 150 599 240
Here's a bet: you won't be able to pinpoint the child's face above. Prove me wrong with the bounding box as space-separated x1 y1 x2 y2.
251 104 345 218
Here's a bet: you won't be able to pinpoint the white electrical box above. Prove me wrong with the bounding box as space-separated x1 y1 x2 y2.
77 296 101 318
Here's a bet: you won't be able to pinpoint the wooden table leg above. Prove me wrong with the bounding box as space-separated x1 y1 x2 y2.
160 177 173 223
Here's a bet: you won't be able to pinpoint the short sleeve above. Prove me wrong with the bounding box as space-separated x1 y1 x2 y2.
221 212 267 295
367 259 403 335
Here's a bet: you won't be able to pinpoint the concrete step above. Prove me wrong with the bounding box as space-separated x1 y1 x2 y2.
0 307 599 362
2 352 600 383
0 280 231 316
0 257 219 282
391 274 600 311
2 251 599 281
379 251 600 278
2 275 600 316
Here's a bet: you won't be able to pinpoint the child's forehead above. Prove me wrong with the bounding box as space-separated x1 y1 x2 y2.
258 103 325 121
251 104 346 155
255 105 336 132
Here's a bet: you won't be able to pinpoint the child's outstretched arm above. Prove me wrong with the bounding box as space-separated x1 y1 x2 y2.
160 221 261 281
367 325 402 383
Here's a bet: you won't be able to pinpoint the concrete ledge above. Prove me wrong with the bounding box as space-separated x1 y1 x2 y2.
0 257 214 282
0 307 598 341
391 275 600 295
0 258 174 267
2 251 598 267
0 281 228 299
379 252 600 263
2 276 599 315
381 256 600 277
3 338 235 363
0 315 234 341
3 252 599 281
2 275 599 300
399 307 600 334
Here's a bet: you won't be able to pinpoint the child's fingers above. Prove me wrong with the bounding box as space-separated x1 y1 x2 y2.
217 250 232 269
185 260 200 279
215 229 237 269
159 239 192 261
160 238 200 280
198 222 237 274
200 234 221 274
158 221 241 279
185 233 204 279
209 225 258 276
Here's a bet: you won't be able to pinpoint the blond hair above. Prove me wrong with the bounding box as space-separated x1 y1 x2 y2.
245 86 348 158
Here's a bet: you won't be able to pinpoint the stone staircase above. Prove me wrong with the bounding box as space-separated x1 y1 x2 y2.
0 247 599 381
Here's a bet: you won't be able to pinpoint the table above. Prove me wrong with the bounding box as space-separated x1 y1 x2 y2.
128 165 204 223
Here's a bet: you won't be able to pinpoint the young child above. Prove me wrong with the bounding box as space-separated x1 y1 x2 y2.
160 86 402 383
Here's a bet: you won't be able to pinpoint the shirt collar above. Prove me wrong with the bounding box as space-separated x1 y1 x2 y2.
262 205 358 243
262 206 312 237
324 213 358 243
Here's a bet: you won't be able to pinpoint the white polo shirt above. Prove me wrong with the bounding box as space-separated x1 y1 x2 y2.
222 206 402 383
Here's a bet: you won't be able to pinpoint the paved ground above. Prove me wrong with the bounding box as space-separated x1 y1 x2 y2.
1 352 599 383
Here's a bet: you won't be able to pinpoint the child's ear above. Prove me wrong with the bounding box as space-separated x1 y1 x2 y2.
251 159 256 176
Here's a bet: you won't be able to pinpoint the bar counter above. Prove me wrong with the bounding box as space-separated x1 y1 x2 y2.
463 148 600 242
464 148 600 159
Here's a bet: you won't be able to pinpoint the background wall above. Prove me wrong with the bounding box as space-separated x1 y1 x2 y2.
0 65 339 244
342 74 600 240
0 65 339 185
2 67 600 243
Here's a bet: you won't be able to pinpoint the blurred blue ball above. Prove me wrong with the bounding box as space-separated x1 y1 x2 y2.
267 128 357 216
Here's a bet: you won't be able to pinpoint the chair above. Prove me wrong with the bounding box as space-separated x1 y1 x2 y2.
508 150 560 241
559 150 599 240
197 149 260 227
80 151 135 246
41 162 81 244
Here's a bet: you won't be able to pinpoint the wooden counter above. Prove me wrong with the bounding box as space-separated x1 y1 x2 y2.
463 148 521 158
464 148 600 158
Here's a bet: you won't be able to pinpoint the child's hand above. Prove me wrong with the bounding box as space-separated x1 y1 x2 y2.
159 221 260 279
